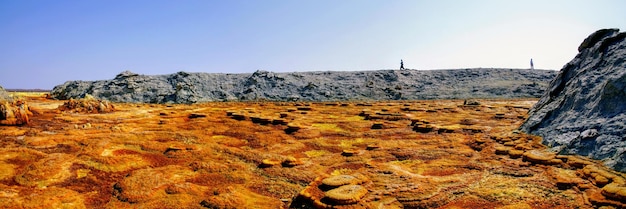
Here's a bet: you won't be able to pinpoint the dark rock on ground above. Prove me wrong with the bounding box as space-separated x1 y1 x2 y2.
51 68 555 104
520 28 626 172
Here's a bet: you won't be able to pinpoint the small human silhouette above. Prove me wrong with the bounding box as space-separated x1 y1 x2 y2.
530 58 534 70
400 59 405 70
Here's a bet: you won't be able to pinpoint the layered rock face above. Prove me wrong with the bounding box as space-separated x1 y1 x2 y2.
520 29 626 171
51 68 555 103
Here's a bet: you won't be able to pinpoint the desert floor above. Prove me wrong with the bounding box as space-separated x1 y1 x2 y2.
1 94 625 209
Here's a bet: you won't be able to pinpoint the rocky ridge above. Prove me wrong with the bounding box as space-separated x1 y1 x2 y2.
51 68 556 103
520 28 626 172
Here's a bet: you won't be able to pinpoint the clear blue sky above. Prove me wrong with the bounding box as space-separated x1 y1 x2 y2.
1 0 625 89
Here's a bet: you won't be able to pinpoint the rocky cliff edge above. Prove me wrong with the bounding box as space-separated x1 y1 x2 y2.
520 28 626 171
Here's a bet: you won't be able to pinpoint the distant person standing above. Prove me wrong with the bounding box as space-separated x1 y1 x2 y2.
400 59 405 70
530 58 534 70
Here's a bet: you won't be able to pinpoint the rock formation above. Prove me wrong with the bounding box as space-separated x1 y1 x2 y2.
58 97 115 113
520 28 626 172
0 85 11 101
51 68 556 104
0 100 34 126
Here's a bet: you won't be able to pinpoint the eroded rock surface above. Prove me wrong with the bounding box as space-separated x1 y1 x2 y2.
0 100 35 126
0 85 11 101
3 94 626 208
51 68 556 103
520 28 626 172
58 98 115 113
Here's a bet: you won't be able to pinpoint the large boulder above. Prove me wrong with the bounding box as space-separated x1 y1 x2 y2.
520 28 626 172
51 68 556 103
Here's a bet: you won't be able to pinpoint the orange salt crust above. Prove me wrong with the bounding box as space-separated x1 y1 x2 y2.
1 94 626 209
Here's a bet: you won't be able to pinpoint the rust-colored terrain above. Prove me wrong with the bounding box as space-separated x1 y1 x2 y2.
2 94 626 209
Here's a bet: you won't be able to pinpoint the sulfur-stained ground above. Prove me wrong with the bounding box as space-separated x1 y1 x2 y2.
1 94 626 209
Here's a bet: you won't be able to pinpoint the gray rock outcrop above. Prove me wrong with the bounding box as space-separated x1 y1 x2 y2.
520 29 626 171
51 68 555 104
